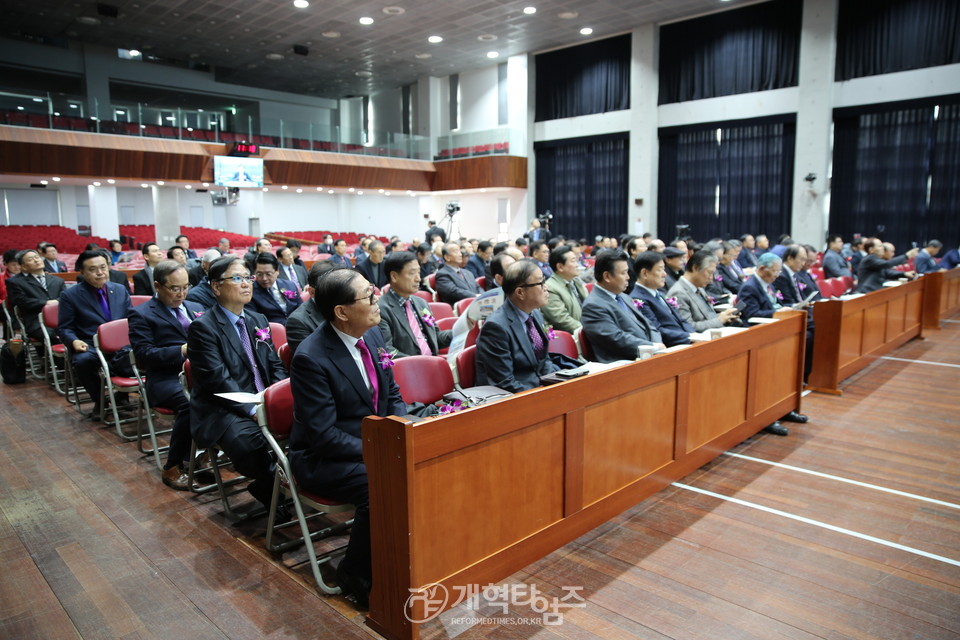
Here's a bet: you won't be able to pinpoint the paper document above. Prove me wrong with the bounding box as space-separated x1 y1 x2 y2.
445 289 504 364
216 391 263 404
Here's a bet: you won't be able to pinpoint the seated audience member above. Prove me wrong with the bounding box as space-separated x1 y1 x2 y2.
108 240 125 265
581 250 664 363
415 242 437 286
856 238 918 293
823 234 852 278
7 249 65 343
175 234 198 260
42 243 67 273
277 246 307 290
773 245 816 378
285 239 305 267
939 246 960 270
488 252 516 290
847 237 865 274
737 252 807 320
715 240 746 295
353 237 370 263
738 234 760 269
666 250 740 332
914 240 943 274
475 260 580 390
317 234 335 255
435 242 481 304
630 251 693 347
529 241 553 277
328 239 353 268
770 234 793 259
701 241 727 299
247 253 302 325
465 240 492 280
754 234 770 256
58 249 134 416
354 240 388 289
133 243 165 296
187 255 286 510
128 260 204 490
185 250 221 309
286 262 339 354
378 252 452 357
542 245 588 333
662 246 687 293
217 238 231 255
0 249 20 326
243 238 273 271
799 244 825 300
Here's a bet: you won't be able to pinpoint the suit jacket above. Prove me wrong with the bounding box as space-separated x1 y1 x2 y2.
542 273 587 333
630 284 693 347
796 270 823 304
580 287 660 363
328 254 352 269
914 249 940 274
475 301 561 392
940 249 960 270
435 263 480 304
6 272 65 340
247 277 302 324
129 297 203 397
774 267 816 331
58 280 134 349
186 277 217 309
132 267 155 296
666 278 724 332
109 269 130 290
354 259 388 289
187 305 286 446
187 264 206 287
857 254 908 293
43 259 67 273
737 247 759 269
664 265 683 293
823 250 852 279
285 300 324 354
736 275 778 320
279 262 308 289
849 251 864 276
425 226 447 243
377 290 452 357
715 263 744 295
465 254 486 279
317 243 335 255
288 323 406 493
525 228 549 243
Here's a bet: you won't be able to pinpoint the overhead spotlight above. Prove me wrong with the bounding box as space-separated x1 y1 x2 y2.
263 187 269 192
359 16 374 25
296 188 303 193
128 49 141 56
428 35 443 44
185 185 192 189
580 27 593 35
487 51 499 59
293 0 309 7
523 6 537 14
93 181 101 186
157 180 164 185
327 189 334 194
107 179 115 184
282 185 288 189
52 177 61 182
141 183 149 188
40 180 49 185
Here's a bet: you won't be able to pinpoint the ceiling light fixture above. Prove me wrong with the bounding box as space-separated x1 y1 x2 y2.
263 187 269 192
52 177 61 182
157 180 164 185
107 179 115 184
296 188 303 193
141 183 148 188
558 11 579 19
523 6 537 14
128 49 141 56
282 185 288 189
359 16 374 25
293 0 309 7
327 189 334 194
478 34 497 42
93 181 101 186
322 30 340 38
77 16 101 25
428 35 443 44
40 180 48 185
580 27 593 35
382 6 405 15
487 51 499 58
415 53 432 59
265 53 284 60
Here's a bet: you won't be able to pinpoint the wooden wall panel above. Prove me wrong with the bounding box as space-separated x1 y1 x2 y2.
431 156 527 190
0 141 209 181
684 354 749 452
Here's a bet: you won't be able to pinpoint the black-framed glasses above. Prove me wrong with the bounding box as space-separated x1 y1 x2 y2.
161 283 191 294
219 275 255 285
351 287 379 305
519 277 548 289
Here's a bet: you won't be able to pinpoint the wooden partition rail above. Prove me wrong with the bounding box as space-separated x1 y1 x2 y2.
807 278 925 395
921 269 960 330
362 311 805 640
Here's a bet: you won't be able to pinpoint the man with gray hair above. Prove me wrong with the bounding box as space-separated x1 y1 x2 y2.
354 240 388 289
667 250 740 332
915 240 943 274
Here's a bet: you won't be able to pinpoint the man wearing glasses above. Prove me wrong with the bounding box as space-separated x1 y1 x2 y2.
187 255 287 511
247 253 302 325
476 259 580 392
129 260 205 490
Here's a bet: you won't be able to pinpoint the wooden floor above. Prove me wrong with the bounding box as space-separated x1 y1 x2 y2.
1 320 958 640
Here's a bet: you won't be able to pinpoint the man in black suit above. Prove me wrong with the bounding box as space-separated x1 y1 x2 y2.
465 240 492 280
175 234 198 260
773 244 816 380
7 249 65 343
42 243 68 273
328 239 353 269
286 261 338 354
129 260 204 490
737 234 760 270
58 249 134 415
378 251 452 357
247 253 302 325
243 238 273 271
277 246 308 290
187 255 286 510
715 241 745 295
856 238 918 293
415 242 437 287
425 220 447 244
317 234 335 255
132 243 165 296
185 250 221 310
630 251 693 347
435 242 480 304
354 240 388 289
186 249 220 288
662 246 687 293
288 268 409 608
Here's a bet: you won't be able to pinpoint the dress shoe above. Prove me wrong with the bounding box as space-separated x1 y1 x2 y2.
763 421 789 436
161 465 191 491
781 410 808 423
336 562 371 610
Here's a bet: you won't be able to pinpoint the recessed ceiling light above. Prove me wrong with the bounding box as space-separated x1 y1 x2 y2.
53 111 60 116
478 34 497 42
348 187 355 192
415 53 432 59
32 97 44 103
282 185 288 189
487 51 499 59
52 177 61 182
202 182 209 187
93 181 101 186
580 27 593 35
293 0 309 7
382 6 405 15
157 180 164 185
39 180 48 185
428 35 443 44
359 16 374 25
265 53 284 60
558 11 579 19
262 187 269 192
77 16 101 25
296 188 303 193
357 190 364 195
378 189 384 193
523 6 537 14
327 189 334 194
385 192 391 196
322 31 341 38
141 183 149 188
107 179 115 184
128 49 141 56
316 186 323 191
16 106 24 111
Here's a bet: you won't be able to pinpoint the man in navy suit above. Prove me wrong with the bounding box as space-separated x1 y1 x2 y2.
914 240 943 274
247 253 302 325
286 261 340 355
630 251 693 347
475 259 579 392
132 243 165 296
737 234 760 270
58 249 134 415
435 242 481 304
288 268 409 609
7 249 65 343
328 239 353 269
773 245 817 380
175 234 198 260
317 234 335 255
187 255 287 510
581 250 664 363
465 240 492 279
129 260 204 490
42 243 68 273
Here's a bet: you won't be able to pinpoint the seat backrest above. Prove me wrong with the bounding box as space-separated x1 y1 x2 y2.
262 379 295 440
180 359 193 394
455 345 477 388
278 342 292 371
436 317 456 331
428 302 454 320
476 276 487 290
454 298 473 316
464 323 480 348
413 290 433 303
585 282 595 293
131 295 152 307
548 330 580 360
393 355 454 404
42 304 58 329
817 278 832 297
840 275 854 292
427 273 437 292
96 319 130 354
574 327 595 361
269 322 287 349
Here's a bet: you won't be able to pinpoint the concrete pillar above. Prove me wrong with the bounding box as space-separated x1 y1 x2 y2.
87 185 120 240
630 23 659 238
81 44 113 122
152 187 181 247
416 76 443 160
791 0 838 249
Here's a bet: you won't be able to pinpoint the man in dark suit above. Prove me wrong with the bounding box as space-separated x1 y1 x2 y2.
662 246 687 292
317 234 335 255
58 249 134 415
737 252 785 321
288 268 409 608
42 243 68 273
525 218 548 243
247 253 302 325
581 250 664 363
856 238 919 293
277 246 308 290
128 260 204 490
737 234 760 270
435 242 481 304
465 240 492 279
475 259 578 392
187 255 287 510
328 239 353 269
630 251 693 347
529 241 553 277
823 235 852 279
415 242 437 288
488 252 517 291
286 261 339 354
175 234 198 260
132 243 165 296
773 245 816 379
666 251 740 332
424 220 447 244
915 240 943 274
7 249 65 343
378 251 452 357
243 238 273 271
354 240 388 289
715 241 745 295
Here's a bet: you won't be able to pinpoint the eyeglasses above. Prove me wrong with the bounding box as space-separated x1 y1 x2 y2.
161 283 191 294
219 275 255 285
351 287 379 305
519 277 548 289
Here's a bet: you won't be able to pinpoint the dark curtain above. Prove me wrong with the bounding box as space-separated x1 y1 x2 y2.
928 103 960 248
535 134 628 240
659 0 801 105
836 0 960 81
659 129 720 240
535 34 631 121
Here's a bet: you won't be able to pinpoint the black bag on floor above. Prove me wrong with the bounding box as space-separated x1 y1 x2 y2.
1 341 27 384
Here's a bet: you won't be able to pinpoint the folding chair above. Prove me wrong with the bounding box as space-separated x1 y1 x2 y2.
393 355 454 404
548 329 581 360
412 290 433 303
129 351 175 473
40 305 68 396
257 379 353 593
269 322 287 349
94 319 142 440
454 345 477 388
428 302 454 320
454 298 473 317
13 306 45 380
574 327 595 361
278 342 293 371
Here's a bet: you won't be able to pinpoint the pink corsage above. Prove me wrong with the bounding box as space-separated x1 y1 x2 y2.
282 289 298 300
707 296 715 306
810 272 819 280
665 297 679 309
632 299 645 310
774 291 784 301
419 309 436 327
798 281 807 292
194 311 204 318
547 327 558 341
439 399 465 415
255 326 271 343
714 274 723 282
377 348 396 370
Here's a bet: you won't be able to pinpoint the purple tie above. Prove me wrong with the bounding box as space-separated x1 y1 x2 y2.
525 317 545 361
356 338 380 409
175 306 191 335
235 317 265 392
96 288 112 321
404 299 432 356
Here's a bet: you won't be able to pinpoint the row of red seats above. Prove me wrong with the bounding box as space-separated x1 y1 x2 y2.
434 141 510 160
1 225 111 254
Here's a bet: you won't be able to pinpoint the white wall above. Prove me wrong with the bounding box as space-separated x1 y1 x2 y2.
425 189 528 241
459 66 499 132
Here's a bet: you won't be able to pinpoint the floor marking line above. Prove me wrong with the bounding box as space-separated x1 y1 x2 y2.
879 356 960 369
672 482 960 567
722 452 960 510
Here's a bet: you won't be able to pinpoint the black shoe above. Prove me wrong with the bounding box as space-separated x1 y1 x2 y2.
336 562 371 610
246 480 273 508
763 421 789 436
782 411 808 423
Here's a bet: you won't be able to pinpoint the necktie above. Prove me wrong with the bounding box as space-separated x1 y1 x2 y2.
616 295 630 311
235 316 265 392
525 317 546 361
355 338 380 409
793 273 803 298
37 274 47 292
403 300 432 356
50 261 59 273
175 306 191 335
286 266 299 290
271 284 285 307
96 288 112 321
570 281 583 305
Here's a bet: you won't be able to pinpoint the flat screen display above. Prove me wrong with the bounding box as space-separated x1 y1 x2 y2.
213 156 264 188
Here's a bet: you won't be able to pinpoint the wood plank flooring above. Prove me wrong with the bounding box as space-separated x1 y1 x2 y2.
1 319 957 640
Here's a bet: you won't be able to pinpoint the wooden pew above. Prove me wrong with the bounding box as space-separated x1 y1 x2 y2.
807 278 925 395
921 269 960 331
362 310 806 640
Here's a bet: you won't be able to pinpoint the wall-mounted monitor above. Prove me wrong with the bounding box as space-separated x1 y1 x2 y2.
213 156 264 188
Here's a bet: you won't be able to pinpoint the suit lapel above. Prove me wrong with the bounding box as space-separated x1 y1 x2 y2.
325 326 375 412
153 298 186 337
214 306 248 364
505 303 537 366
